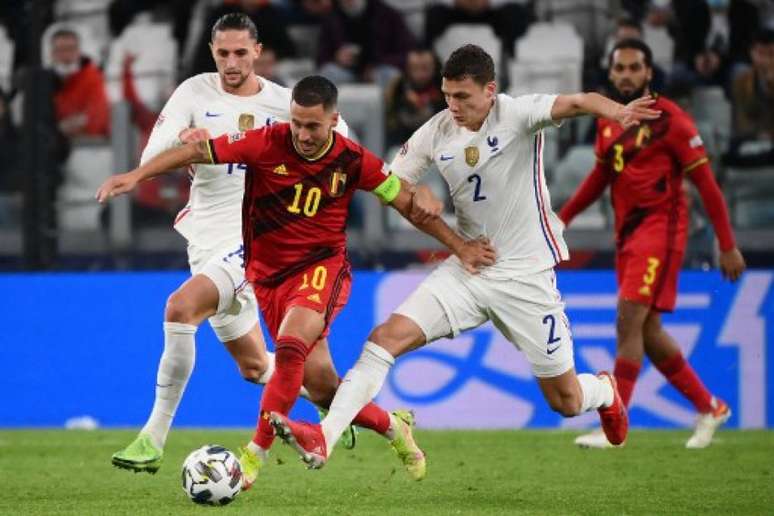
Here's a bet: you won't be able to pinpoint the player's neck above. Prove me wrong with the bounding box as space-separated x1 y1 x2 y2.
222 74 262 96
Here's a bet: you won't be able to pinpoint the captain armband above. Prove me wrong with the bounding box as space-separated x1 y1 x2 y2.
373 173 401 203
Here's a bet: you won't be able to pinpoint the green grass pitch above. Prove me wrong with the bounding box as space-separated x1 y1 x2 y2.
1 429 772 515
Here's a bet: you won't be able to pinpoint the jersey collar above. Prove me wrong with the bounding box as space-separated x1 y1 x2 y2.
292 131 336 162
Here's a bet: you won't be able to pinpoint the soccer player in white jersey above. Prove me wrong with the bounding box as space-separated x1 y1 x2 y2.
270 44 662 473
108 13 356 475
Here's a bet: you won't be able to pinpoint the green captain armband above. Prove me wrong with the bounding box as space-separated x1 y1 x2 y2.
373 173 401 203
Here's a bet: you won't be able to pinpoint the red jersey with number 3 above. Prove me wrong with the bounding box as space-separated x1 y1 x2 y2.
595 95 709 253
207 123 389 285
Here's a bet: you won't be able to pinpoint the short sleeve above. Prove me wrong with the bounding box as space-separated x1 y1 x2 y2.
389 118 434 184
208 128 268 165
140 80 194 165
357 146 390 191
669 114 709 173
503 94 559 134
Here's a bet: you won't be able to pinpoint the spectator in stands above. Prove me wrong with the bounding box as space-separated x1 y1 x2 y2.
254 47 286 86
189 0 296 76
726 28 774 166
424 0 532 59
596 17 668 93
287 0 334 25
317 0 416 87
0 89 20 195
385 48 444 148
50 28 110 139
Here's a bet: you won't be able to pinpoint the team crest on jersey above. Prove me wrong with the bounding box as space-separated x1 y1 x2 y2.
329 168 348 197
238 113 255 131
465 146 479 167
228 132 245 143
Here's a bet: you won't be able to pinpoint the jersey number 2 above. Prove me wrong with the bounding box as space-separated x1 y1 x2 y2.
467 174 487 201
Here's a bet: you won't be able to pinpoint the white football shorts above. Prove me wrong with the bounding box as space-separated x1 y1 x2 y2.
394 258 574 378
188 240 259 343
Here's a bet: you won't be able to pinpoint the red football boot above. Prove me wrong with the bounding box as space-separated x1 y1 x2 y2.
597 372 629 445
269 412 328 469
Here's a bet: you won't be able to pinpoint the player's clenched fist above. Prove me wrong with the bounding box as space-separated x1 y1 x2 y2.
457 237 497 274
719 248 746 282
179 127 212 144
410 184 443 225
95 172 139 203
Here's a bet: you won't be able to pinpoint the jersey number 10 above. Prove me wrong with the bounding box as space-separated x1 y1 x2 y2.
288 183 322 217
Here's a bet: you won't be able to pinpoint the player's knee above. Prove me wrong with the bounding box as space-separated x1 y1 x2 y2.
165 292 199 324
368 319 420 357
238 355 269 384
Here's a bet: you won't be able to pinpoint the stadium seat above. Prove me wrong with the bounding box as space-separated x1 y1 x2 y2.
643 24 674 72
275 58 316 87
535 0 611 55
434 25 502 84
287 25 321 61
509 22 583 96
0 25 13 93
723 166 774 229
58 142 113 230
689 87 732 155
549 144 609 229
104 15 177 109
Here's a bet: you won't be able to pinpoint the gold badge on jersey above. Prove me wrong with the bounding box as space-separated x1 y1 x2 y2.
238 113 255 131
329 168 347 197
464 146 479 167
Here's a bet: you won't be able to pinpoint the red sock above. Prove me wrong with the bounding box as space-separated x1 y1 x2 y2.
614 357 641 407
351 402 391 434
252 336 310 449
655 353 713 413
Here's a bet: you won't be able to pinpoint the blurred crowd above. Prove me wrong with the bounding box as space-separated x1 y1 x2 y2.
0 0 772 240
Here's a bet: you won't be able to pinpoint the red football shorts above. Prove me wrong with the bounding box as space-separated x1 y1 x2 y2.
252 253 352 340
616 246 685 312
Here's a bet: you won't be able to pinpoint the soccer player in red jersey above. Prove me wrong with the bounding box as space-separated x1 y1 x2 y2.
559 39 746 449
97 75 495 484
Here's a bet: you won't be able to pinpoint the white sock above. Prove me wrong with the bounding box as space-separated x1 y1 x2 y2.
141 322 196 449
321 342 394 454
246 441 269 462
255 351 311 400
578 373 614 412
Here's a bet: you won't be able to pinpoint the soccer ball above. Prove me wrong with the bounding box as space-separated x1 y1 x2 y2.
181 445 243 506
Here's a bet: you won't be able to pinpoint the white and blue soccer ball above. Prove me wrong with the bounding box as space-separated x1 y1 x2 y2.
181 445 243 506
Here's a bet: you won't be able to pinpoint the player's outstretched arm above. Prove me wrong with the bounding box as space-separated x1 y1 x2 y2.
96 141 212 203
388 179 496 273
687 162 746 282
551 93 661 129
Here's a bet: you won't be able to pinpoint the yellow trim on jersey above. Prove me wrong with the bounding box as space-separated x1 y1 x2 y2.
205 140 215 164
294 132 335 162
373 173 401 203
683 157 709 174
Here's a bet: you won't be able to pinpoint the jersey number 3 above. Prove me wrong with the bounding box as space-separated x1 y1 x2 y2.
467 174 487 201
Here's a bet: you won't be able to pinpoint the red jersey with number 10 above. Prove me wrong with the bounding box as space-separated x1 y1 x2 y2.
208 123 389 285
595 95 709 252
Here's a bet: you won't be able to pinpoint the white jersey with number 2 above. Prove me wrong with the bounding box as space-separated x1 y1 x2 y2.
391 93 568 277
141 72 349 249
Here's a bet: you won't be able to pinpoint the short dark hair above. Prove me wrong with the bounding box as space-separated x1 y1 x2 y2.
211 13 259 42
292 75 338 111
441 44 495 85
51 28 79 43
752 28 774 46
609 38 653 68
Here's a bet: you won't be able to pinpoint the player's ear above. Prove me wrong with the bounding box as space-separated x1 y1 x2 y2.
485 81 496 98
254 42 263 58
330 110 339 128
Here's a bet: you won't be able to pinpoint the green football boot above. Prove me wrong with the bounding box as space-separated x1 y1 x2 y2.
111 433 163 474
238 447 265 491
389 410 426 481
317 407 358 450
